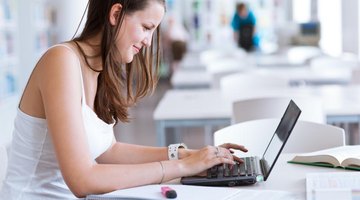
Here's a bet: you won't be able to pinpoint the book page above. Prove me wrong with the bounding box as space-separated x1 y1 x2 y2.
306 172 360 200
291 154 340 166
342 156 360 168
294 146 360 166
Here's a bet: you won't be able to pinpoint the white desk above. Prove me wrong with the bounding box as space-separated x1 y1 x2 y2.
87 154 353 200
253 54 305 67
243 153 354 199
170 69 212 89
178 52 206 70
170 65 351 90
153 85 360 146
253 67 350 86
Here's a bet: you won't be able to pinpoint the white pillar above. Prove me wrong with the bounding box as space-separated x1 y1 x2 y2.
342 0 358 55
53 0 88 42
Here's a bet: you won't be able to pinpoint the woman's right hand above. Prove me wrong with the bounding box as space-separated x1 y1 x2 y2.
179 145 238 177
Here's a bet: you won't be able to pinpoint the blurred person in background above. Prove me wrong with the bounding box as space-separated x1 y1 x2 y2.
231 2 259 51
164 15 189 75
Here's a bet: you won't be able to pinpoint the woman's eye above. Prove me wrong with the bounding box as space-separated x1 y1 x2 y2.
143 26 151 31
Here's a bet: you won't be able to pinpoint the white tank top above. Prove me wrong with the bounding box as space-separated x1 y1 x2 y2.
0 44 114 199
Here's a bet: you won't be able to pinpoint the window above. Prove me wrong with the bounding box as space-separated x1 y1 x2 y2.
317 0 342 56
292 0 311 23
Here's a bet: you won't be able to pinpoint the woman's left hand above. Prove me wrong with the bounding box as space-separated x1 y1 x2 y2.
179 143 248 163
218 143 248 163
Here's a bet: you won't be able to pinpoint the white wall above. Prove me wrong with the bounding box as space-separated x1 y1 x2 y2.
318 0 342 56
342 0 358 55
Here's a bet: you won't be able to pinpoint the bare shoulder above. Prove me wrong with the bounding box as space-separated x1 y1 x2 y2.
19 43 84 118
33 43 84 114
34 44 82 88
36 44 80 75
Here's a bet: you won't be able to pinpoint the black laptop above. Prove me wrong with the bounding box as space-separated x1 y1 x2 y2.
181 100 301 186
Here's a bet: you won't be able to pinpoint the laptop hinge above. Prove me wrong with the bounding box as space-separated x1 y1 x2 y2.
259 158 267 176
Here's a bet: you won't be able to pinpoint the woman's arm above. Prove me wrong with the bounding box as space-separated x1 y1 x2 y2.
96 140 194 164
97 140 167 164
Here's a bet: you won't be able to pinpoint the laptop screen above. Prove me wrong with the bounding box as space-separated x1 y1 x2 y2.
260 100 301 181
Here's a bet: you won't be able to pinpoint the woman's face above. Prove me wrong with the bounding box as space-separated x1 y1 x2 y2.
116 3 165 63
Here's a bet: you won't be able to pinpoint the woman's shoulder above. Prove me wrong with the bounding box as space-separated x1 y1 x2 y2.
45 42 79 60
37 42 80 69
34 42 82 82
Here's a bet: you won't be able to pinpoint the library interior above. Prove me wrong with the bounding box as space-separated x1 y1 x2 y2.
1 0 360 199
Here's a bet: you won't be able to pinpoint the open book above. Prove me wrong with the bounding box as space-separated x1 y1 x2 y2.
288 145 360 171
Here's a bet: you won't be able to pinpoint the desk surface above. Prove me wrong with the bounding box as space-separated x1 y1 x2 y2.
154 85 360 121
170 69 212 89
170 64 351 89
88 153 352 200
241 153 353 198
154 89 230 120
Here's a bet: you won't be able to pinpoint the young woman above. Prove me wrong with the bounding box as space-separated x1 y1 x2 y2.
0 0 247 199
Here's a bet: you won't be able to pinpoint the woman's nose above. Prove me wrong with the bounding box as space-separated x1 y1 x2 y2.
142 35 152 47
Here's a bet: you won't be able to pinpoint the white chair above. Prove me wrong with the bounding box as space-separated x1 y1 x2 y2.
232 96 325 124
214 119 345 157
310 55 359 70
207 58 254 89
219 72 290 101
0 143 9 188
351 67 360 84
310 56 359 82
199 47 247 66
286 46 323 64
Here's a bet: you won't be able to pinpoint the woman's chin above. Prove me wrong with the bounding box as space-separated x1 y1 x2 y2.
124 55 135 64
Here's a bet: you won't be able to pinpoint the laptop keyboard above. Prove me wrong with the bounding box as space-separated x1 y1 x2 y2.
206 157 259 179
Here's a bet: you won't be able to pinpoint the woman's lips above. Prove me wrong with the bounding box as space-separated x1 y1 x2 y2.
133 46 140 53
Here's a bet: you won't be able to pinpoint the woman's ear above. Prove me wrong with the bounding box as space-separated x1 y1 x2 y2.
109 3 122 26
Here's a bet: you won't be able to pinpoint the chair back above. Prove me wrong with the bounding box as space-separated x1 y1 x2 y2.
310 56 359 81
214 119 345 157
207 58 253 89
287 46 323 64
232 96 325 124
199 48 247 66
351 68 360 84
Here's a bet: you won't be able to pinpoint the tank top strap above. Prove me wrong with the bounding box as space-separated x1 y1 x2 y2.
51 44 87 109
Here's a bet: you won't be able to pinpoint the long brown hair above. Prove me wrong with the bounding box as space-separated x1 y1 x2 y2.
73 0 165 124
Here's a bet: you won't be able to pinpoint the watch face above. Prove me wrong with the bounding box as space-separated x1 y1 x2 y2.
168 143 187 160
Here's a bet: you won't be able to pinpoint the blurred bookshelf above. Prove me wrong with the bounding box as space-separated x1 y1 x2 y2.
0 0 57 143
32 0 57 57
0 0 18 105
18 0 57 90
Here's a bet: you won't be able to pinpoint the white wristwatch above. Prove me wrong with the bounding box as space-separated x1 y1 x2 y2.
168 143 188 160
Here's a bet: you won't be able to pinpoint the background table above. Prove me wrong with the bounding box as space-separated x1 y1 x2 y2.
153 85 360 146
